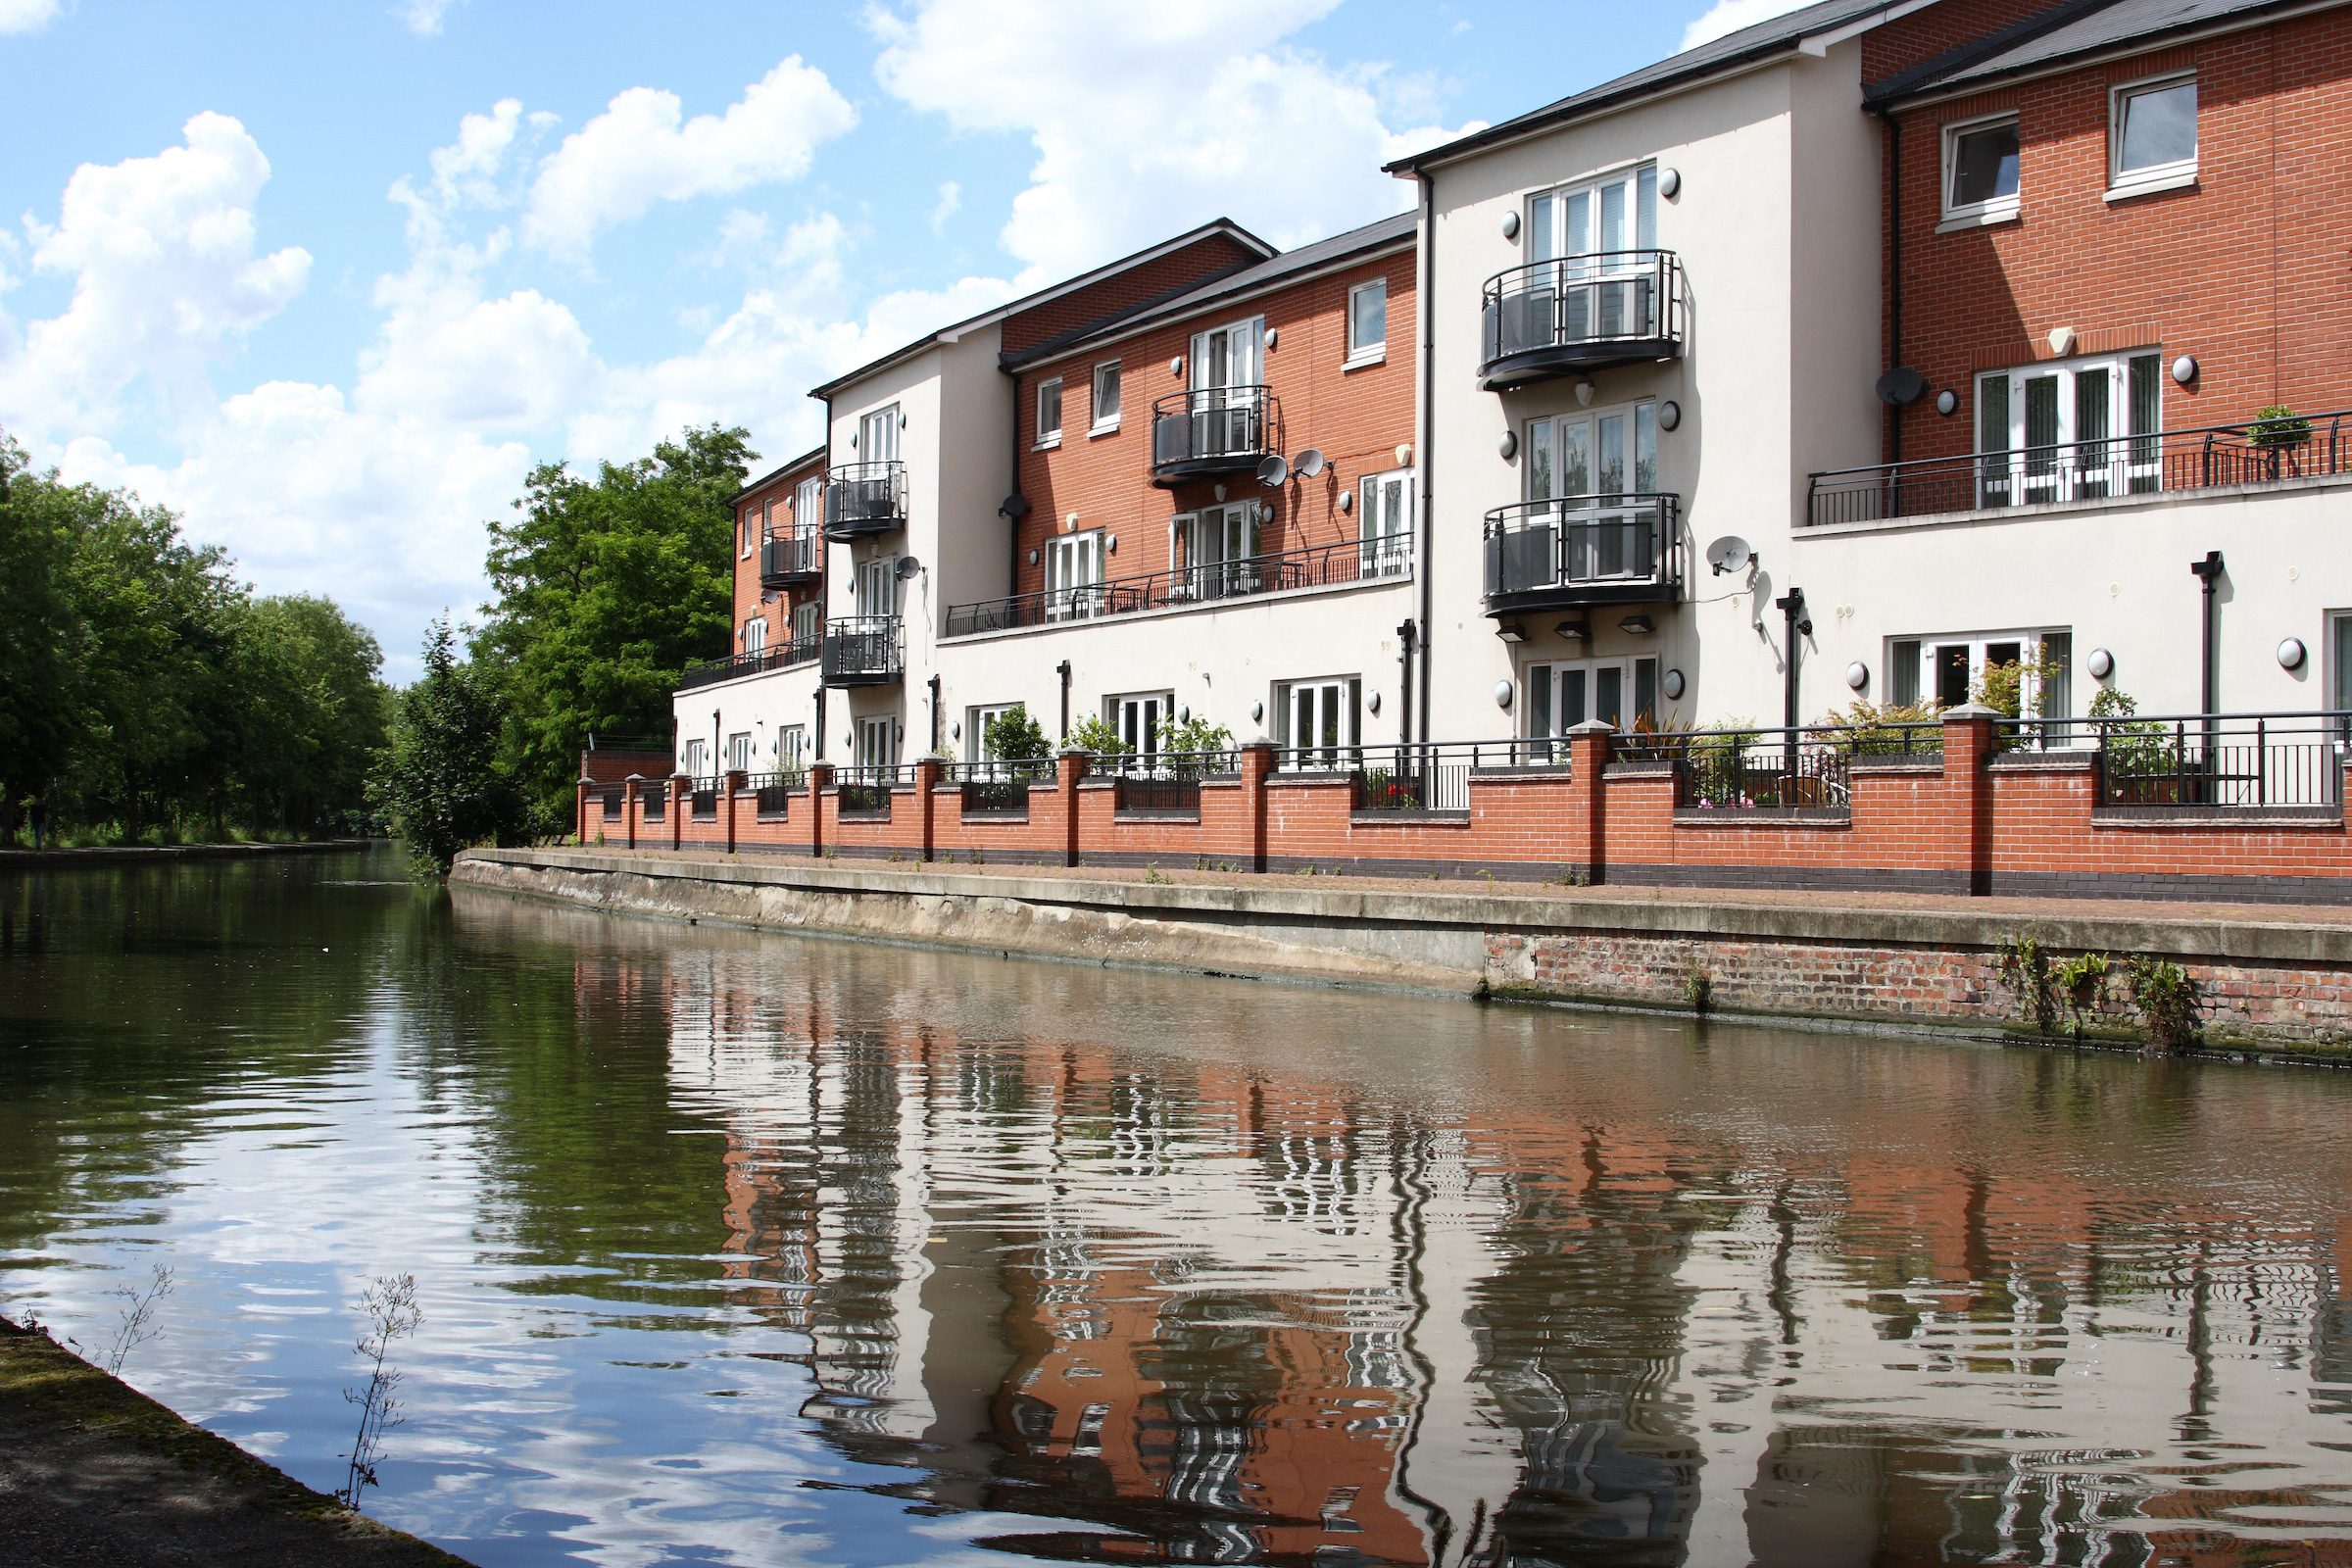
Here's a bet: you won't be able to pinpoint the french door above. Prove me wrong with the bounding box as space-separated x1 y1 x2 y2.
858 405 899 465
1526 657 1660 754
1189 318 1263 456
1358 469 1412 577
1110 693 1167 761
1277 677 1359 766
856 715 896 770
1183 504 1259 598
1976 354 2161 507
1527 166 1659 341
1525 405 1658 582
1045 531 1103 620
861 556 898 619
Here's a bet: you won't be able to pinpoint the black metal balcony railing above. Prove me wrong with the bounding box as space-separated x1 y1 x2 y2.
689 777 720 820
943 534 1412 638
1805 411 2350 526
760 531 823 588
679 633 822 691
750 770 803 815
1999 710 2351 809
833 762 910 817
820 616 903 685
599 788 623 821
823 461 906 538
1271 740 1563 812
940 759 1052 816
1094 749 1243 815
1150 386 1276 483
1483 495 1681 613
1480 251 1683 390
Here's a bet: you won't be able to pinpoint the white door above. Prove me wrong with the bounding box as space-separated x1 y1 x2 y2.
856 715 896 770
1527 657 1660 747
1046 532 1103 619
861 556 898 619
724 732 753 773
1111 694 1166 761
779 725 808 772
1529 166 1657 340
1525 405 1657 581
682 738 708 778
1280 678 1357 766
859 405 899 465
1185 504 1259 598
1190 318 1262 455
1358 470 1412 577
1978 354 2161 507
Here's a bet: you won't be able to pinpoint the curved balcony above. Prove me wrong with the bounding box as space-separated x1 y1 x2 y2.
1479 252 1683 391
1150 386 1276 486
1482 494 1682 617
823 462 906 540
820 615 902 687
760 531 822 589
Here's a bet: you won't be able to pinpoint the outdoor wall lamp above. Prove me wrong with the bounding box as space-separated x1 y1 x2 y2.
1250 700 1264 722
1494 681 1514 709
1846 661 1869 691
2087 647 2115 680
1497 428 1518 459
1657 401 1681 432
1499 210 1521 240
2172 354 2198 386
951 721 961 741
1495 620 1529 643
1936 389 1959 416
1661 667 1686 701
1368 691 1382 715
1618 614 1655 635
1338 490 1352 513
1658 168 1682 199
2279 637 2308 671
1264 327 1278 351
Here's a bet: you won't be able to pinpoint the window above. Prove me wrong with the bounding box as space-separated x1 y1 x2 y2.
1526 658 1659 756
1523 402 1661 584
2111 74 2197 195
1358 468 1413 576
779 724 808 772
2329 613 2352 738
1523 165 1660 343
1347 278 1388 365
856 715 896 770
794 475 821 531
1172 503 1260 600
860 555 899 618
1273 676 1360 764
725 732 754 773
1887 631 2072 717
1045 530 1104 620
740 504 758 558
1187 318 1264 458
858 405 900 463
967 704 1016 764
1106 692 1172 760
1036 377 1063 448
1974 351 2162 507
792 600 821 646
1092 363 1121 433
743 615 765 656
682 738 708 778
1942 114 2021 223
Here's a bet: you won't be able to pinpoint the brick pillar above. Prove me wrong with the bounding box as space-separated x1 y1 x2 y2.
1240 740 1277 874
808 761 834 858
623 775 642 851
1566 719 1615 886
722 769 746 855
576 776 594 845
1056 748 1092 868
1941 704 1999 897
669 773 689 852
914 757 943 863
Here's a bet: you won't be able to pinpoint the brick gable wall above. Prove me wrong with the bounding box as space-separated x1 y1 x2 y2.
730 457 828 653
998 232 1269 358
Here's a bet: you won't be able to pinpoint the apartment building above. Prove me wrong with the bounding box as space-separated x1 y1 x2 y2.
676 446 827 779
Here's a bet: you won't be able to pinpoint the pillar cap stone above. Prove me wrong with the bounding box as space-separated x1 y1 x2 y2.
1940 704 2002 719
1566 719 1617 735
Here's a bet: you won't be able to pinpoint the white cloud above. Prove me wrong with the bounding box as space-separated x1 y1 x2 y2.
0 0 61 33
1680 0 1816 52
928 180 960 236
0 112 310 440
394 0 462 37
869 0 1472 283
520 58 857 261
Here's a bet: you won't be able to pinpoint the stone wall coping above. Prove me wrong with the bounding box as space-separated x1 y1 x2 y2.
1987 751 2097 772
462 846 2352 966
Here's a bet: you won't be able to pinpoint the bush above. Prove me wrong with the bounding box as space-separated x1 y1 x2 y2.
982 704 1051 765
1062 715 1131 758
2248 405 2313 449
2125 954 2201 1052
1817 698 1942 756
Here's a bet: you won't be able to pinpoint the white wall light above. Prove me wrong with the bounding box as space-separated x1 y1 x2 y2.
1936 389 1959 416
1494 681 1513 709
1657 401 1681 432
1661 667 1686 701
2279 636 2308 670
1497 428 1518 459
1845 661 1869 691
1499 210 1520 240
2086 647 2115 680
2172 354 2198 386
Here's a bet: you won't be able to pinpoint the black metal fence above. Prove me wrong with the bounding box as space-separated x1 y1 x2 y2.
641 789 665 823
1806 410 2351 526
1482 495 1681 603
833 763 909 817
680 633 822 691
1150 385 1275 474
820 617 903 683
944 534 1411 638
940 759 1051 815
600 788 623 821
1613 723 1942 811
1096 749 1242 814
689 777 719 819
1481 250 1682 370
1992 710 2350 808
750 771 802 815
760 532 822 586
824 461 906 535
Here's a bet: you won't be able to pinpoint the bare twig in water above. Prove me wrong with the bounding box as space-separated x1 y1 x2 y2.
102 1264 175 1375
338 1273 423 1509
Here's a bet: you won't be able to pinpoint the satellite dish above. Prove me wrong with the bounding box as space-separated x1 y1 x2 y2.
1875 367 1926 406
1255 454 1290 487
1704 535 1753 576
894 556 921 580
999 493 1032 520
1292 448 1325 479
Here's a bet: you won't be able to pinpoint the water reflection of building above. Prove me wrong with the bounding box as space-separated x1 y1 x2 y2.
620 935 2352 1568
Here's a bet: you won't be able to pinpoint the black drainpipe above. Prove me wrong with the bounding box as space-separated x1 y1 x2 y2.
1002 364 1024 599
1775 587 1810 780
1413 171 1438 743
1397 620 1417 747
1057 660 1073 741
2191 551 2225 714
928 673 943 754
1869 102 1904 467
814 393 834 761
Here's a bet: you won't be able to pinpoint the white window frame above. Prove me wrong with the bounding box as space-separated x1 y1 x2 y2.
778 724 808 772
1357 467 1413 577
682 738 709 778
742 615 765 657
1169 502 1261 602
1346 278 1388 367
1525 657 1660 753
2108 72 2198 199
1972 350 2163 508
856 715 897 771
1940 111 2022 226
1272 676 1361 765
1035 377 1063 449
739 503 758 559
793 475 821 532
791 600 821 646
857 404 900 463
1091 362 1121 434
1887 630 2073 718
724 731 754 773
1105 691 1173 761
2327 612 2352 733
967 704 1017 765
1044 529 1105 620
859 554 899 619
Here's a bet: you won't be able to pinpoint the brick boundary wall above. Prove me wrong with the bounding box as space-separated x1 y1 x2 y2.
578 710 2352 906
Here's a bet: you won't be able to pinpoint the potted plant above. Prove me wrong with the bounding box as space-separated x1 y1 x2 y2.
2248 405 2313 478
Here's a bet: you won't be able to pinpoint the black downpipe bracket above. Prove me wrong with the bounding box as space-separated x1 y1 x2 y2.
1413 171 1438 744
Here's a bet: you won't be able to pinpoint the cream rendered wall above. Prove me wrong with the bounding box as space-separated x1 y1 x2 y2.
1422 53 1885 739
827 347 949 759
1793 481 2352 717
669 662 825 777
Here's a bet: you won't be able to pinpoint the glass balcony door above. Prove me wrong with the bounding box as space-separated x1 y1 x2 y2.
1528 166 1657 342
860 556 898 619
1045 530 1103 620
1526 657 1660 753
1525 403 1658 583
858 405 899 465
1181 503 1259 600
1976 354 2162 508
1189 318 1262 456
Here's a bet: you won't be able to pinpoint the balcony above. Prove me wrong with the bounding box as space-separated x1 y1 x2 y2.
943 534 1411 638
760 532 822 589
1479 252 1683 391
1482 494 1681 617
823 462 906 540
677 633 821 691
1805 410 2351 527
1150 386 1277 486
820 616 903 686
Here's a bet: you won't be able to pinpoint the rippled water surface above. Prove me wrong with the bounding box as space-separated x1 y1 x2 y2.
4 848 2351 1566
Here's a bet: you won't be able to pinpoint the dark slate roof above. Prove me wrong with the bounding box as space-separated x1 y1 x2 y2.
1001 209 1417 369
808 218 1275 402
1386 0 1921 172
729 446 825 505
1870 0 2341 100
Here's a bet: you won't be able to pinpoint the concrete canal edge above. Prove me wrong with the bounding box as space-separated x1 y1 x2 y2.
0 1315 473 1566
455 847 2352 1060
0 837 376 871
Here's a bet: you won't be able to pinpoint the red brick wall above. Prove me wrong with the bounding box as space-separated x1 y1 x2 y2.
1005 245 1417 601
998 232 1267 358
1886 12 2352 466
1862 0 2077 85
731 455 828 653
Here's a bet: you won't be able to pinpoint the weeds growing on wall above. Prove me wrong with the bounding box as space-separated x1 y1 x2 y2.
2125 955 2202 1053
1999 932 2059 1036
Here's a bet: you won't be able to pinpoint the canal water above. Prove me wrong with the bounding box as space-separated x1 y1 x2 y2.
2 847 2349 1567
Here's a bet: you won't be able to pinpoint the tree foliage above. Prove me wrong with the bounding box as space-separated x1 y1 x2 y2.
0 431 388 844
478 424 752 831
374 621 524 874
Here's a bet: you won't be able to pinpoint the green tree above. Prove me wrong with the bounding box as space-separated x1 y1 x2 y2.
376 620 523 874
982 705 1052 763
479 424 752 831
0 435 88 815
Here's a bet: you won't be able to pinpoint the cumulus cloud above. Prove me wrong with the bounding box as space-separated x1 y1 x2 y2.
0 112 310 439
394 0 462 36
520 58 857 260
1680 0 1817 51
869 0 1472 283
0 0 61 33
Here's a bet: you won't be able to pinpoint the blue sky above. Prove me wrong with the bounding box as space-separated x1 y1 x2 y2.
0 0 1795 677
